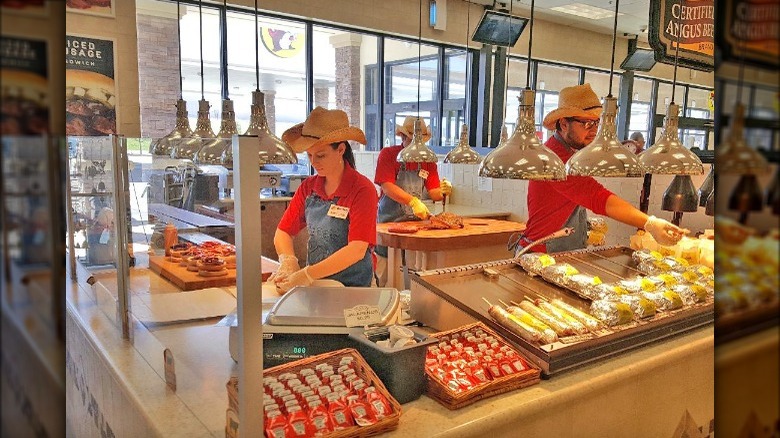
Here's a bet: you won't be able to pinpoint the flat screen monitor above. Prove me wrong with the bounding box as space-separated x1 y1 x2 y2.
620 47 657 71
471 10 528 47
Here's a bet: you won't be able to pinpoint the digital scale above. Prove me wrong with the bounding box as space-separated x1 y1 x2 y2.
227 286 401 367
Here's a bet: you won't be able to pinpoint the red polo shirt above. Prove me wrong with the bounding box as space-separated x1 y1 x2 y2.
278 164 378 245
524 135 614 250
374 145 441 196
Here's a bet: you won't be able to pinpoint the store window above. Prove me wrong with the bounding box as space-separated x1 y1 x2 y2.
441 48 468 146
629 77 654 144
584 70 617 101
383 37 439 147
180 4 222 134
503 57 530 135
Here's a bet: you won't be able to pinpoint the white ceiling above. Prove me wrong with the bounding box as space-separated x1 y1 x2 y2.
466 0 652 42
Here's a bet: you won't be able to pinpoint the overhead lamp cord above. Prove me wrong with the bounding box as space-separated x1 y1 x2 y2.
671 7 682 104
503 0 513 122
417 0 422 119
176 0 182 98
199 0 204 100
465 2 470 98
255 0 260 91
607 0 619 97
223 0 229 98
526 0 535 88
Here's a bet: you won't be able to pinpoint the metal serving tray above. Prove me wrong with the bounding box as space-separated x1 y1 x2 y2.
409 246 714 375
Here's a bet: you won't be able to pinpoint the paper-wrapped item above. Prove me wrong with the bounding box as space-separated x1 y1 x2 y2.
631 249 663 265
671 284 708 305
591 283 631 301
562 274 603 299
617 294 656 318
540 263 579 285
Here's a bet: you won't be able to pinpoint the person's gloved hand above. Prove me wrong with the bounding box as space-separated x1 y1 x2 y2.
644 215 688 246
276 266 314 294
407 197 430 220
268 254 299 283
440 178 453 196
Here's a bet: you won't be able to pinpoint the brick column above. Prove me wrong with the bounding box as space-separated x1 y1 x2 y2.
263 90 277 134
314 87 330 109
136 9 181 139
328 33 362 126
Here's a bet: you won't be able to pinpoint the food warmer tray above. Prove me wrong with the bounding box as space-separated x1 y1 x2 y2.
409 246 714 376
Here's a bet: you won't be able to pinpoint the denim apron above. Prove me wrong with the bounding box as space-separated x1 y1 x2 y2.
375 165 426 258
305 193 373 287
512 205 588 255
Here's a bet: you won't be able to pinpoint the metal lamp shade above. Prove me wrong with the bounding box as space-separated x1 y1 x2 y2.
662 175 700 212
151 99 192 156
638 102 703 175
479 89 566 180
172 99 215 160
698 165 714 207
767 167 779 215
728 174 764 212
397 118 438 163
192 98 216 138
222 90 297 169
717 103 770 175
444 124 481 164
566 96 644 177
196 99 239 165
705 190 714 216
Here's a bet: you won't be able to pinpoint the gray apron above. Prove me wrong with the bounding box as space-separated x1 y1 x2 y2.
375 166 427 258
513 205 588 255
305 193 373 287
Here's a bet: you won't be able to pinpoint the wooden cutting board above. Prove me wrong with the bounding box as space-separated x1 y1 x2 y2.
376 218 525 251
149 256 278 291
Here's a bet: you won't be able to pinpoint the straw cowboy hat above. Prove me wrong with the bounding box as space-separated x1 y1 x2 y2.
395 116 432 142
282 107 367 153
542 83 603 131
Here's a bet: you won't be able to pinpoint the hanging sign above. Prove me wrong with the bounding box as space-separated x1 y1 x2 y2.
716 0 779 69
65 34 117 136
0 36 49 135
648 0 715 71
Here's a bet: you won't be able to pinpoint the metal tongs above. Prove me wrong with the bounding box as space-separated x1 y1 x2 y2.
512 227 575 260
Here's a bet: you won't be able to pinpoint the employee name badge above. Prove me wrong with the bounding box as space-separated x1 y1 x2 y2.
418 169 429 180
327 204 349 220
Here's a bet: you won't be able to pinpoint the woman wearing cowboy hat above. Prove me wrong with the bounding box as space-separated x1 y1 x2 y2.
518 84 687 253
270 107 378 293
373 116 452 286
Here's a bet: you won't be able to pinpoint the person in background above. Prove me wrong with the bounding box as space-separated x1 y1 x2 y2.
622 131 646 154
373 116 452 286
270 107 378 293
517 84 687 253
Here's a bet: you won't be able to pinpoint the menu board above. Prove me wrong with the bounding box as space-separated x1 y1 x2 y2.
0 36 49 135
716 0 779 68
649 0 715 71
65 35 117 136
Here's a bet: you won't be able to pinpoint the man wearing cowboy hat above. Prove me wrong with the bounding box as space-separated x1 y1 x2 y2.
373 116 452 286
519 84 686 253
270 107 378 293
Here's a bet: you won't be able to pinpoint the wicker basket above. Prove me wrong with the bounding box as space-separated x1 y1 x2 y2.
425 322 541 410
226 348 401 438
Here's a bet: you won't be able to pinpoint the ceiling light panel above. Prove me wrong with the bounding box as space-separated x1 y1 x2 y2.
551 3 620 20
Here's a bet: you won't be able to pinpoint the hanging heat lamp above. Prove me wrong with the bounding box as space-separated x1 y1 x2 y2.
479 0 566 180
197 0 239 165
698 165 714 207
444 4 480 165
397 0 438 164
172 0 214 159
151 0 193 156
221 0 296 170
566 0 644 178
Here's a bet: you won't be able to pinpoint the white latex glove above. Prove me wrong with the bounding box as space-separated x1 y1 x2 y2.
268 254 299 283
276 266 314 294
644 216 687 246
407 197 430 220
440 178 453 196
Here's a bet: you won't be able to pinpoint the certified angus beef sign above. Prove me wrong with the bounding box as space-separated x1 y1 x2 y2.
716 0 779 69
649 0 715 71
